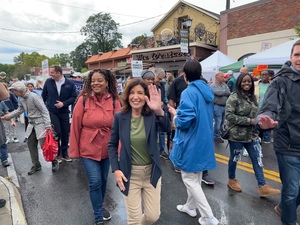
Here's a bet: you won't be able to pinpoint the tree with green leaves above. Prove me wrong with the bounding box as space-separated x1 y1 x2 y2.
80 12 123 55
70 41 92 72
128 34 149 48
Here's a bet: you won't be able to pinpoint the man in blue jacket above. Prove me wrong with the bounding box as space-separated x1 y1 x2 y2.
42 66 77 171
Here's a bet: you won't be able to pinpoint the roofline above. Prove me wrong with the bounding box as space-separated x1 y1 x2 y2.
151 0 220 32
220 0 270 14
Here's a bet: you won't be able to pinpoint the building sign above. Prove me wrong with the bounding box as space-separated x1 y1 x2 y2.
131 60 143 77
135 51 188 61
42 59 49 75
180 29 188 53
261 42 272 51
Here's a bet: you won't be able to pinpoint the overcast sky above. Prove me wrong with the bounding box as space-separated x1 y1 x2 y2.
0 0 258 64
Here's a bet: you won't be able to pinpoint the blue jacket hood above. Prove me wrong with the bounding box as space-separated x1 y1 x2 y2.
189 80 214 104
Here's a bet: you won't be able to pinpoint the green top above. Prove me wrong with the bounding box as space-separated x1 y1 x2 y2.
130 116 151 165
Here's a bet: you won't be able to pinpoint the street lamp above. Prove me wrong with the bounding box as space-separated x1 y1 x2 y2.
185 18 193 55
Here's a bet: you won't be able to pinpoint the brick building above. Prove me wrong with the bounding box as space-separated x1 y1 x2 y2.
220 0 300 60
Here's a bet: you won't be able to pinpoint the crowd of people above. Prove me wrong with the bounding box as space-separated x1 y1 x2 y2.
1 39 300 225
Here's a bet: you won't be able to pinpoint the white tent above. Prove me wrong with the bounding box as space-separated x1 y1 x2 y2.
245 38 300 66
200 50 236 82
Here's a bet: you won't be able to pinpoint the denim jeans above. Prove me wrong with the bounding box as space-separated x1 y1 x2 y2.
0 143 8 162
213 105 225 138
81 157 110 222
276 152 300 225
262 130 271 142
228 140 265 186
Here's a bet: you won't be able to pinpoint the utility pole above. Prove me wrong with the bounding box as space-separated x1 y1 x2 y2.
226 0 231 10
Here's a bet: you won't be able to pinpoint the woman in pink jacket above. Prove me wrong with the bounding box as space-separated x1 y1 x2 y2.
69 69 121 225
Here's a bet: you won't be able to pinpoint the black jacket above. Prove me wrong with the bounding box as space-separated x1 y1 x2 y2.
108 110 170 196
256 61 300 156
41 77 77 114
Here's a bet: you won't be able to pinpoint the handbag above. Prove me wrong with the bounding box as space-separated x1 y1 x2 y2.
42 130 58 162
221 124 236 140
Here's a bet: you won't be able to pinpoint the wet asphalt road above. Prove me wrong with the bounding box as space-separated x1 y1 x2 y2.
2 122 299 225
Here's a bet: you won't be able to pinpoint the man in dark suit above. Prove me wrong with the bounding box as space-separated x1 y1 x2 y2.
42 66 77 171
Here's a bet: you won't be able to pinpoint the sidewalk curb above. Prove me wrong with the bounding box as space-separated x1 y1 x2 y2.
0 177 27 225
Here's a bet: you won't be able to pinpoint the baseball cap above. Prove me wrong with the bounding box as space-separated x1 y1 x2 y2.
71 72 83 77
227 70 233 75
8 81 26 91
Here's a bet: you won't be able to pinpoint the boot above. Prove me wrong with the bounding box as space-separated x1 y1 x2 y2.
227 178 242 192
258 184 280 197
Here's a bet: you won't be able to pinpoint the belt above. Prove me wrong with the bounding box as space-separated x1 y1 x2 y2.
214 104 225 107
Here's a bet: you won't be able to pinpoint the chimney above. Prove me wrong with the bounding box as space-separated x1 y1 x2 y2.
98 52 103 55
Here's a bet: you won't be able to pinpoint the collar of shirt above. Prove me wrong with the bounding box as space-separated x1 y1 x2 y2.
290 65 300 75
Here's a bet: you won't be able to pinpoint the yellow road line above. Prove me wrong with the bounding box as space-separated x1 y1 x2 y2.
215 153 281 183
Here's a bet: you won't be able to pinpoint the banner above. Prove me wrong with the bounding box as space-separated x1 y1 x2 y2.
42 59 49 75
180 29 188 53
131 60 143 77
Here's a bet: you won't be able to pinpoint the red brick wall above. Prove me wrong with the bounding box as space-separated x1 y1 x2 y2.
227 0 300 39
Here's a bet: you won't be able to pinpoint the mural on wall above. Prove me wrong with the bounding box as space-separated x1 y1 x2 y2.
156 28 180 47
194 23 217 45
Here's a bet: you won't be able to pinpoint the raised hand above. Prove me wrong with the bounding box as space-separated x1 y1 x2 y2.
145 84 163 115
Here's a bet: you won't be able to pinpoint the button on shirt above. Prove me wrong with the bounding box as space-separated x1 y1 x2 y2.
55 77 65 96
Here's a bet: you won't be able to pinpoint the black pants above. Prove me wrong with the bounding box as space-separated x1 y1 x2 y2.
49 112 70 158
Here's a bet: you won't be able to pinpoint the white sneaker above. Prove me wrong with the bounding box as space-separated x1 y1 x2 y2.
12 138 19 143
198 216 219 225
176 204 197 217
5 138 10 144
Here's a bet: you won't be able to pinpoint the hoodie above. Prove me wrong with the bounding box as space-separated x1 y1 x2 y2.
170 79 217 172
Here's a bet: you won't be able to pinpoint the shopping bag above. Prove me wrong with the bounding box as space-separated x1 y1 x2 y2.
42 130 58 162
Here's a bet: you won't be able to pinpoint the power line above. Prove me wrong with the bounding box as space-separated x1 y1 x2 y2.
0 27 79 34
119 14 164 27
0 38 71 53
0 13 164 34
33 0 149 19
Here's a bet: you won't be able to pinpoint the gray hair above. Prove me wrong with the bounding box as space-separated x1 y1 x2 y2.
153 68 165 78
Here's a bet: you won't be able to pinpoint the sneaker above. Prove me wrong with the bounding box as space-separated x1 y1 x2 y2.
52 160 59 172
202 174 215 185
102 208 111 221
5 138 10 144
0 199 6 208
62 156 73 162
262 140 271 144
12 138 19 143
2 160 9 167
214 137 224 144
198 216 219 225
242 148 248 157
28 165 41 175
56 157 62 163
160 151 169 160
174 167 181 173
176 204 197 217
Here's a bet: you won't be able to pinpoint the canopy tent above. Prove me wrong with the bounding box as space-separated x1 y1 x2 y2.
245 38 300 66
200 50 236 82
220 60 282 74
